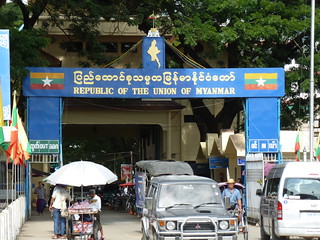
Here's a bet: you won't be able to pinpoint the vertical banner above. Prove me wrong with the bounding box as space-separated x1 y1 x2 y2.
142 36 165 69
28 97 61 140
121 164 133 181
246 98 280 153
135 172 146 209
0 30 11 120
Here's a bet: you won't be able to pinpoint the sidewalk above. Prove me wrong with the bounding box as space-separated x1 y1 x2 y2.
17 208 141 240
17 210 54 240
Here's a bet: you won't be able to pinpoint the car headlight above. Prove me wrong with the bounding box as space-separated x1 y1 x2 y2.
219 220 229 230
166 221 176 230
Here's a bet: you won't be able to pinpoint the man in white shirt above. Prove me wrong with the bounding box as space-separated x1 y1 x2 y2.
89 189 104 240
49 185 72 239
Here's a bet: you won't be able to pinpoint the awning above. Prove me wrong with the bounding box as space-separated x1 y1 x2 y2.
32 168 50 177
224 134 245 158
135 160 194 176
209 138 223 157
64 98 185 111
196 142 207 163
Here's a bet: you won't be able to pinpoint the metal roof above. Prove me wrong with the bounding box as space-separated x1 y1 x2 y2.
151 175 216 184
135 160 194 176
64 98 185 111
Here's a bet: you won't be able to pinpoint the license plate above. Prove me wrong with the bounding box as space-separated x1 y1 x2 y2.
222 237 233 240
305 229 320 234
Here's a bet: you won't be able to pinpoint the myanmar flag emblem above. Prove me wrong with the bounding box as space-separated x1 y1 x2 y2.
30 72 64 89
244 73 278 90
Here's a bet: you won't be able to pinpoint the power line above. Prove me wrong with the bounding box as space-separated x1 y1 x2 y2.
101 40 143 68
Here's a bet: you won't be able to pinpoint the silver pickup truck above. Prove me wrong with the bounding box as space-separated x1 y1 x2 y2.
136 160 238 240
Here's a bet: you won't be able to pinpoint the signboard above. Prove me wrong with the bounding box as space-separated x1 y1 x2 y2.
23 67 285 98
237 157 246 166
209 157 229 169
135 172 146 209
30 140 59 153
142 37 165 69
121 164 133 181
0 30 11 120
248 139 279 153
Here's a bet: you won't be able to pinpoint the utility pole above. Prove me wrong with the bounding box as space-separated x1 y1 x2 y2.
310 0 315 161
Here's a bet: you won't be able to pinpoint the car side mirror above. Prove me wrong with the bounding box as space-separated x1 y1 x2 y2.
145 197 153 210
256 189 263 196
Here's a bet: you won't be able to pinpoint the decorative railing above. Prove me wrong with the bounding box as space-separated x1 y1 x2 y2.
0 196 26 240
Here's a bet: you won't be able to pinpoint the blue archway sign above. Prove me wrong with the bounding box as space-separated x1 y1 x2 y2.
23 67 284 98
24 32 284 159
23 35 284 99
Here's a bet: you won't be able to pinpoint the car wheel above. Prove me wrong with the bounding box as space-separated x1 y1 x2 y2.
271 221 286 240
260 217 270 240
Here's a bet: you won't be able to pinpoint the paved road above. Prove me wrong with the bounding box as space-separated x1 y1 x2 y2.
17 208 141 240
19 207 313 240
105 211 263 240
18 207 263 240
103 209 141 240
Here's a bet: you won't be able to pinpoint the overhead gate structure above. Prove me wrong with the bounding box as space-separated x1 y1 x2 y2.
22 30 285 220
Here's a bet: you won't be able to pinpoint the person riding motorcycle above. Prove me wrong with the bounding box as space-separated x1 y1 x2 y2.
221 178 242 210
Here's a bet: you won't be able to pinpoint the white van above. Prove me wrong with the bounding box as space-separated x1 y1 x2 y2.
256 162 320 240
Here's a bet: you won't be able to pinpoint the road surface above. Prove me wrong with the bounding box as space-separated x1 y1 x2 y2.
18 207 310 240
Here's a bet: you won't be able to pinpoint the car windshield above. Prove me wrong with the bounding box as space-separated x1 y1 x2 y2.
283 178 320 200
158 184 222 208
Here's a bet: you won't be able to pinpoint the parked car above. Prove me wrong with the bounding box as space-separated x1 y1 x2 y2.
256 162 320 240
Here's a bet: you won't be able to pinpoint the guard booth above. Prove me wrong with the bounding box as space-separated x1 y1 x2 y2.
23 29 285 219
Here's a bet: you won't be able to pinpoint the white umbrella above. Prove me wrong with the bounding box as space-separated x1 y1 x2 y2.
44 161 118 186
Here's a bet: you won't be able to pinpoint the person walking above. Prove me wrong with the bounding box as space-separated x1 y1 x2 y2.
89 189 105 240
49 185 72 239
34 182 46 215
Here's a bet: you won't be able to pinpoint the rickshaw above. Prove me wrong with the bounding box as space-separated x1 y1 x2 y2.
66 203 99 240
219 182 248 240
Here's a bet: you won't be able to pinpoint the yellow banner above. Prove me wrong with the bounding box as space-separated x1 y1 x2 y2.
244 73 277 79
30 73 64 79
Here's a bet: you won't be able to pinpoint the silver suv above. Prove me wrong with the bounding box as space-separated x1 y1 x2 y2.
141 175 238 240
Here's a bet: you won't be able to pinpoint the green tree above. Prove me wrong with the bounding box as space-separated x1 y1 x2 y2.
0 0 118 90
128 0 318 134
0 3 50 91
2 0 319 135
62 136 138 176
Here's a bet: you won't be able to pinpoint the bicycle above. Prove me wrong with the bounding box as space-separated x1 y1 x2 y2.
227 206 248 240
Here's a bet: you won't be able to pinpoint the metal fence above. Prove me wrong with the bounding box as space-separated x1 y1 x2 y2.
246 153 278 222
0 163 26 207
0 153 27 240
246 154 263 221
